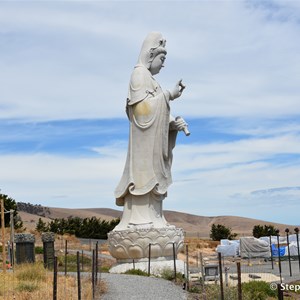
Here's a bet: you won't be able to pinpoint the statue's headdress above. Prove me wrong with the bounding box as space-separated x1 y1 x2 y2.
137 32 167 69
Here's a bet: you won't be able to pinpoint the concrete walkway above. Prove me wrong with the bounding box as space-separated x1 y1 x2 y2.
101 273 188 300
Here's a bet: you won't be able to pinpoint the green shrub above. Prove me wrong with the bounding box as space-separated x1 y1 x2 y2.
187 281 277 300
17 282 39 292
35 246 44 254
160 267 184 282
160 267 174 280
242 281 277 300
101 266 110 273
124 269 148 276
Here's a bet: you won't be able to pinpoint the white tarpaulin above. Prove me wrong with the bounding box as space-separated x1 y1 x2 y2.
286 242 299 256
216 244 238 257
216 240 240 257
259 235 300 256
240 237 270 258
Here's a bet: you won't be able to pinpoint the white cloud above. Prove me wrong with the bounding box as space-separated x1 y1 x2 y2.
0 1 300 224
0 1 300 120
1 132 300 223
0 152 122 207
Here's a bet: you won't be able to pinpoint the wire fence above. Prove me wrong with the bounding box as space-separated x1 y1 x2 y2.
183 239 300 300
1 231 300 299
0 235 108 300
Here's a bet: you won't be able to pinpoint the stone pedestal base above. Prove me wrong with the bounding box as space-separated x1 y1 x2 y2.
109 258 186 276
108 226 184 261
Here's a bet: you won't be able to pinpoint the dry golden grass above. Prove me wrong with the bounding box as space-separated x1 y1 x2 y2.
182 238 219 254
177 238 220 266
0 262 103 300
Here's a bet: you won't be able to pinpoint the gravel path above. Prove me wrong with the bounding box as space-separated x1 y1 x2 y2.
101 273 188 300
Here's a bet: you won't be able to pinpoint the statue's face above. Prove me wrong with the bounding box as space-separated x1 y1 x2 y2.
149 53 166 75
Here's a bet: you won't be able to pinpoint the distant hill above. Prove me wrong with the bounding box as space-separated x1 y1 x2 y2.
17 202 299 238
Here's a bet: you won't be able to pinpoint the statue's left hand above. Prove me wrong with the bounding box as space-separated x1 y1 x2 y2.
174 116 188 131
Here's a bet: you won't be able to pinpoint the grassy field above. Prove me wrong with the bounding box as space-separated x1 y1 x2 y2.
0 262 105 299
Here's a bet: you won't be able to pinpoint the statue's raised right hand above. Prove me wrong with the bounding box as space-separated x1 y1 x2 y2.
169 79 186 100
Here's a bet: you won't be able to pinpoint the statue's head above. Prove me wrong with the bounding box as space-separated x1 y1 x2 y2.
137 32 167 75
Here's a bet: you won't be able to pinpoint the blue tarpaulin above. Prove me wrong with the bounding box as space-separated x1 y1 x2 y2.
271 244 285 257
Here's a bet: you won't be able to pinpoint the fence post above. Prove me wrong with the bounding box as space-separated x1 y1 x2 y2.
285 228 292 277
92 249 95 299
53 256 57 300
148 243 151 276
237 261 242 300
276 230 282 283
269 233 274 269
172 242 177 282
200 252 206 299
218 252 224 300
99 243 102 284
81 250 84 272
1 198 5 273
10 209 15 267
77 251 81 300
64 239 68 276
96 242 99 284
277 283 283 300
186 244 190 291
295 228 300 272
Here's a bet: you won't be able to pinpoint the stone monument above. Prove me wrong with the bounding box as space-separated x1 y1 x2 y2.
108 32 189 274
15 233 35 264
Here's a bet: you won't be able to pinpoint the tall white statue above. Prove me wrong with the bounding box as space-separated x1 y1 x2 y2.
108 32 188 269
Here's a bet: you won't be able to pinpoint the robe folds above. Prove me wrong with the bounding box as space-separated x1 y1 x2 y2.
115 65 177 206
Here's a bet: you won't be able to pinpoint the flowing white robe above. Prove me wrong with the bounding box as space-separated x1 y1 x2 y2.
115 64 177 206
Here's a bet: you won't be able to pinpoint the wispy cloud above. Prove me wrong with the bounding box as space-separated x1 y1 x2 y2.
1 1 299 120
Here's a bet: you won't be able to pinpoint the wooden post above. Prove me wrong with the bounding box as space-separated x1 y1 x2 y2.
218 252 224 300
295 228 300 272
92 249 95 299
276 232 282 283
285 229 292 277
95 242 99 284
53 256 58 300
172 242 177 282
277 283 283 300
148 243 151 276
77 251 81 300
64 239 68 276
200 252 206 299
10 210 14 267
186 244 189 291
269 234 274 269
237 261 242 300
81 250 84 272
1 198 5 272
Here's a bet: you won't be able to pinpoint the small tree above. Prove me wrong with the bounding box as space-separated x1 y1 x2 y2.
0 193 23 229
252 224 277 238
36 218 49 232
210 223 237 241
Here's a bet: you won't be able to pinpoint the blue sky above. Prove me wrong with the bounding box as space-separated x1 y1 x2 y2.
1 0 300 225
